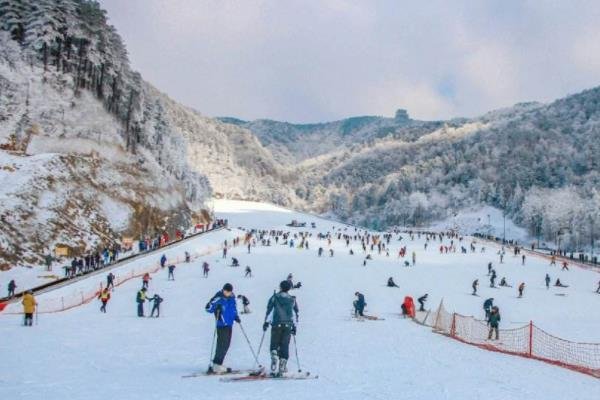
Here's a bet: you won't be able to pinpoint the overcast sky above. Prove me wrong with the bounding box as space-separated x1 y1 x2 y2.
99 0 600 123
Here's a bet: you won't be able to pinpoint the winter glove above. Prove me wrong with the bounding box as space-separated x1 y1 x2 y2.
234 315 241 323
205 302 211 311
262 322 270 331
291 325 297 336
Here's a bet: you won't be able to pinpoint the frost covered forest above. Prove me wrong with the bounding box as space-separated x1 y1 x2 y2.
1 0 599 263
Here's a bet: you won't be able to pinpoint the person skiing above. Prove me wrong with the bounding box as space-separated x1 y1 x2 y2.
487 306 501 340
237 295 251 314
142 273 151 289
185 251 191 263
318 247 323 257
545 274 551 289
7 279 16 298
499 277 511 287
22 290 37 326
222 246 228 259
160 254 167 268
98 288 111 313
136 287 147 317
417 294 428 312
231 257 239 267
263 280 299 376
148 294 163 317
550 255 556 266
483 298 494 319
401 296 416 318
522 254 526 265
472 279 479 295
245 266 252 278
387 277 399 288
106 272 115 291
353 292 366 317
561 261 569 271
412 251 416 266
518 282 525 298
205 283 240 374
490 269 497 288
203 262 210 278
596 280 600 294
487 262 492 276
168 264 176 280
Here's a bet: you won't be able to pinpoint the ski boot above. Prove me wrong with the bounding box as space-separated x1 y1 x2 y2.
209 364 229 374
270 350 279 374
277 358 288 377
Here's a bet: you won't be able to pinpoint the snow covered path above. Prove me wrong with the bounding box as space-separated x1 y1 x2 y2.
1 200 599 400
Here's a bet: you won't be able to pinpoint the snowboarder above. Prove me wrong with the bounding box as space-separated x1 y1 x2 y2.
136 288 147 317
98 288 111 313
387 277 399 288
487 306 501 340
106 272 115 291
205 283 240 373
483 298 494 320
245 266 252 278
353 292 366 317
237 294 250 314
148 294 163 317
555 279 568 288
22 290 37 326
472 279 479 295
545 274 551 289
7 279 16 298
417 294 428 312
203 262 210 278
263 280 299 376
518 282 525 298
168 264 176 280
160 254 167 268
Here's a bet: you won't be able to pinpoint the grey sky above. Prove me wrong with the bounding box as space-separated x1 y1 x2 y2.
99 0 600 123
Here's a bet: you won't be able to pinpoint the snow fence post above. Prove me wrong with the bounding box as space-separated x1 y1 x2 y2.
450 313 456 337
528 321 533 357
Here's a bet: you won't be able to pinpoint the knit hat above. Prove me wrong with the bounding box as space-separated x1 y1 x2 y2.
223 283 233 292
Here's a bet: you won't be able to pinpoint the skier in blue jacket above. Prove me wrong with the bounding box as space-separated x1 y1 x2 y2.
205 283 240 373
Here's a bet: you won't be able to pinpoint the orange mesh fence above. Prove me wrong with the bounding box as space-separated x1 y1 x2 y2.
424 301 600 379
1 236 244 315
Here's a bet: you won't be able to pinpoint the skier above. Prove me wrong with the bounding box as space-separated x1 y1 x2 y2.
483 298 494 319
545 274 551 289
318 247 323 257
7 279 16 298
487 306 501 340
263 280 299 376
329 249 334 257
499 277 511 287
412 251 416 266
185 251 191 263
596 280 600 294
22 290 37 326
472 279 479 295
401 296 416 318
148 294 163 317
142 273 151 289
353 292 366 317
106 272 115 291
247 243 251 254
522 254 526 265
136 287 147 317
168 264 176 280
387 277 399 288
222 246 228 259
417 294 428 312
160 254 167 268
203 262 210 278
561 261 569 271
245 266 252 278
550 255 556 266
231 257 239 267
487 262 492 276
237 294 251 314
518 282 525 298
98 288 111 313
490 269 497 288
205 283 240 373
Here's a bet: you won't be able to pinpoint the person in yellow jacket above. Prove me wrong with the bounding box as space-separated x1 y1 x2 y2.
98 288 111 313
22 290 37 326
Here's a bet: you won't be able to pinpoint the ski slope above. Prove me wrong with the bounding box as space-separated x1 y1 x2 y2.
1 200 599 400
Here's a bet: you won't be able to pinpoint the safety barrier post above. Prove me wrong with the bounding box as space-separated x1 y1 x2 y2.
450 313 456 337
528 321 533 357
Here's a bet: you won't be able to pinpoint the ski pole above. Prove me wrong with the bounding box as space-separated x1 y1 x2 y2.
256 328 267 361
208 325 217 370
238 322 261 368
292 334 301 372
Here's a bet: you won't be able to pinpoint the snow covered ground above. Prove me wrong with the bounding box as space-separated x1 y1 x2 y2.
1 200 599 400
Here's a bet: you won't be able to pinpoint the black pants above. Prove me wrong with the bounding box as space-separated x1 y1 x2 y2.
270 324 292 360
151 305 160 317
100 301 107 313
168 271 174 280
24 313 33 326
137 303 144 317
8 289 14 297
213 326 232 365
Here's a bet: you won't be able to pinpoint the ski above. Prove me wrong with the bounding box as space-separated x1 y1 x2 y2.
182 367 264 378
220 371 318 382
353 315 385 321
